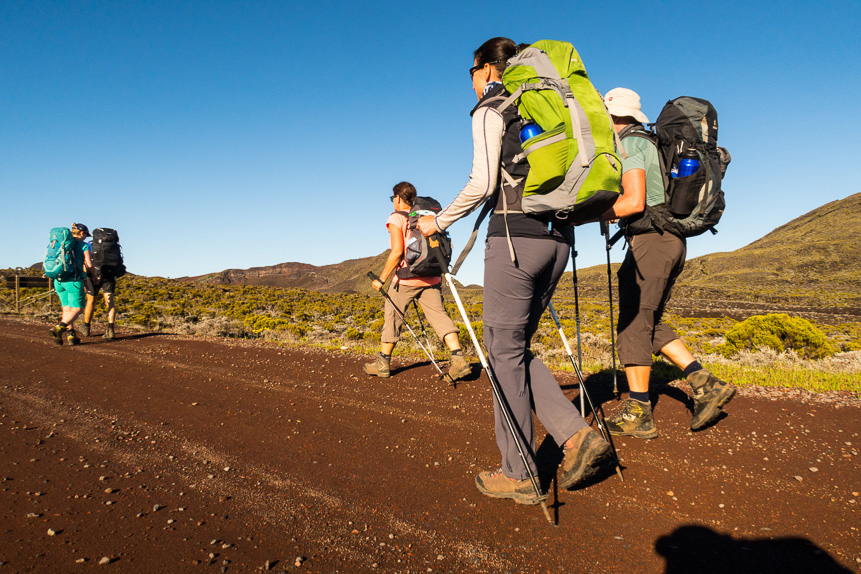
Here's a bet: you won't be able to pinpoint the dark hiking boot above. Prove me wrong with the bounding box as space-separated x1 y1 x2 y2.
606 398 658 439
49 324 66 346
474 468 544 505
447 354 471 381
363 353 391 378
80 322 90 337
558 427 612 489
103 325 115 340
66 330 81 346
688 370 737 430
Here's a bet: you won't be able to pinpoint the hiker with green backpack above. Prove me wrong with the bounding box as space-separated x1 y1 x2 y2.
601 88 736 438
417 38 619 505
44 223 94 346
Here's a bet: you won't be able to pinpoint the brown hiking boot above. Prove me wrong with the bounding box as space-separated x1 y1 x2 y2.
558 427 612 489
447 354 470 381
606 398 658 439
80 322 90 337
103 325 115 340
474 468 544 505
49 324 66 346
688 370 737 430
363 353 391 378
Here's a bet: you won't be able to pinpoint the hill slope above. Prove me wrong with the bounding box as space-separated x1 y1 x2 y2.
553 193 861 321
675 193 861 311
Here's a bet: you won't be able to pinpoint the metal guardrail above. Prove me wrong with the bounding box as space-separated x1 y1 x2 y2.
3 274 54 312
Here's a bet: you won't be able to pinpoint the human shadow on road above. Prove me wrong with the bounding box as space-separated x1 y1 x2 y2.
82 332 172 344
560 364 723 426
390 360 482 384
655 524 854 573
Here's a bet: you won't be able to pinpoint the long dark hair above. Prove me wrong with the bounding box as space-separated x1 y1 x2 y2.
474 37 518 78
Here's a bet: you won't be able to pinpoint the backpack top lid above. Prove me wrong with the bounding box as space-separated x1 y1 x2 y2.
655 97 718 149
93 227 120 243
501 40 592 133
408 196 442 217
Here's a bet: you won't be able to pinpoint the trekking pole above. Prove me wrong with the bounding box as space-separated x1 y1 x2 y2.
411 300 435 359
367 272 453 385
548 302 624 482
570 231 585 414
427 235 554 526
600 221 620 399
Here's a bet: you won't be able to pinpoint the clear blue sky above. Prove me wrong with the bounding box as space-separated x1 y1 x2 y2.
3 0 859 287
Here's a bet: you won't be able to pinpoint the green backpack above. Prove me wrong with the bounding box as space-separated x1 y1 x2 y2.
498 40 621 224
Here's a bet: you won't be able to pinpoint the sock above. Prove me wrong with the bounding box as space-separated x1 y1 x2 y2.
450 349 463 357
683 361 704 378
630 390 650 404
380 352 391 359
59 321 68 328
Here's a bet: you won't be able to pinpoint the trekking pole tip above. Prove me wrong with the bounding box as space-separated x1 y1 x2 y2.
540 500 555 526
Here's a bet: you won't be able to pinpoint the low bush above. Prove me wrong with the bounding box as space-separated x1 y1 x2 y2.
718 313 836 359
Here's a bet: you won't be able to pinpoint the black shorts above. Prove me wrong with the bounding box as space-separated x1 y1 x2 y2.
93 274 116 295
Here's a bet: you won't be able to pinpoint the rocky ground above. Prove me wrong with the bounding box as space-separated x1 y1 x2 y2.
0 316 859 573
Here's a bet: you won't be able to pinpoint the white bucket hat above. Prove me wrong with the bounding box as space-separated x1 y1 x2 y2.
604 87 649 123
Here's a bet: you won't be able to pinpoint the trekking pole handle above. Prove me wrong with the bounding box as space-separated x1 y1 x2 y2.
367 271 381 283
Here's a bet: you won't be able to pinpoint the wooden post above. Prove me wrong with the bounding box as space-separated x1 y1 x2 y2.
15 275 20 314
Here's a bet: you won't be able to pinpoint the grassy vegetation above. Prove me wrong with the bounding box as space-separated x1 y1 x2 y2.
2 268 858 394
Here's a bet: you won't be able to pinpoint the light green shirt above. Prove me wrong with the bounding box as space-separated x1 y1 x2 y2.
620 134 665 207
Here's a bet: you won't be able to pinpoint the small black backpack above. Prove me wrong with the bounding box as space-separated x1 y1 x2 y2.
91 228 127 278
621 96 730 238
395 196 452 279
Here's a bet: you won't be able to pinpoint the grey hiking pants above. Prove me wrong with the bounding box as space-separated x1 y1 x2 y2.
483 236 589 480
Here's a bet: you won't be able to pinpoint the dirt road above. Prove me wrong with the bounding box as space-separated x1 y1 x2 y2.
0 316 858 573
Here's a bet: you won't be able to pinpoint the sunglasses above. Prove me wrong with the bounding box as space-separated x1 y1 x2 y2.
390 195 397 201
469 60 501 79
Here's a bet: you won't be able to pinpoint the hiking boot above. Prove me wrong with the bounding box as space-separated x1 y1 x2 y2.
363 353 391 378
558 427 612 489
66 330 81 346
688 370 737 430
447 354 471 381
80 322 90 337
474 468 544 505
103 325 115 340
606 398 658 439
49 324 66 346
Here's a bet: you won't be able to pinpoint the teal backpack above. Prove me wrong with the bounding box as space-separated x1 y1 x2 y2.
498 40 622 224
43 227 78 281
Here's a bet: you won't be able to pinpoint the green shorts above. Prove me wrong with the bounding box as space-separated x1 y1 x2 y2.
55 279 86 308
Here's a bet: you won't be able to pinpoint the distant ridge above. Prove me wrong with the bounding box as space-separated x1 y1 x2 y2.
178 253 391 294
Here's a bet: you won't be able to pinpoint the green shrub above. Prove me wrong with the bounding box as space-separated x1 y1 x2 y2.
345 327 363 340
718 313 836 359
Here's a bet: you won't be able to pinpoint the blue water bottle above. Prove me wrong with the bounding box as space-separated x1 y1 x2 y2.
519 122 543 144
675 149 700 178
